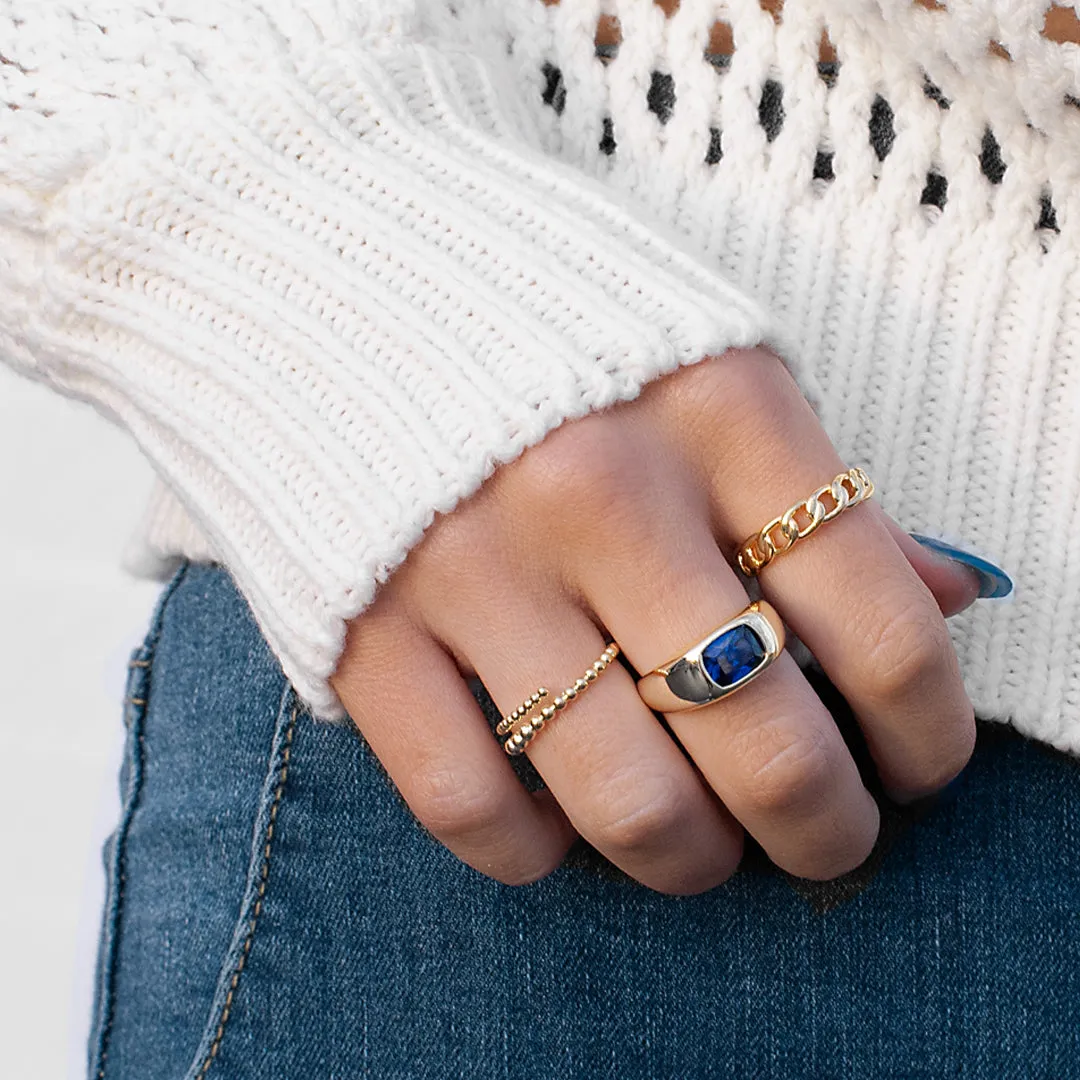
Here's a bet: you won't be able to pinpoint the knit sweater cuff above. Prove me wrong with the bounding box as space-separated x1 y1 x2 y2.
1 22 812 717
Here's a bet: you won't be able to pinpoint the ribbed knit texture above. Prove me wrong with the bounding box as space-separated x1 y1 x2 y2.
2 0 1079 753
0 0 794 717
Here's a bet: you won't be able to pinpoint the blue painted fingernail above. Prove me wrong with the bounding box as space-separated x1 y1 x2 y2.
910 534 1013 599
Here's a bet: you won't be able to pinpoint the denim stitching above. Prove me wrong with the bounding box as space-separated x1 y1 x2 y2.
88 561 191 1080
189 694 299 1080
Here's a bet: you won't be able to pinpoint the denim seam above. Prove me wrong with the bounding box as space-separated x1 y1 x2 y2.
88 560 191 1080
186 685 299 1080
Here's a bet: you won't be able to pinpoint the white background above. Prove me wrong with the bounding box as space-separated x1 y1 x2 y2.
0 366 160 1080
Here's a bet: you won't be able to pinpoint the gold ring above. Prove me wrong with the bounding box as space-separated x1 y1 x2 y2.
636 601 785 713
498 643 620 756
736 467 875 576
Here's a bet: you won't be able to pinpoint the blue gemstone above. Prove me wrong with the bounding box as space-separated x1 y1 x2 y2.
701 625 766 687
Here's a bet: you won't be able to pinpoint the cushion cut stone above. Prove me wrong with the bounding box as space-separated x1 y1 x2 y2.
701 625 766 687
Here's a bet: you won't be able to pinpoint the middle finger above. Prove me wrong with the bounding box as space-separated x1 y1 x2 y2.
569 497 882 881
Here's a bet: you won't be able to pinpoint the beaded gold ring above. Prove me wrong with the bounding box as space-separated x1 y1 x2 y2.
497 643 620 756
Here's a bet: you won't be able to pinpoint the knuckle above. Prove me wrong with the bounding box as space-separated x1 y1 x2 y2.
332 603 416 706
407 502 495 586
677 348 783 424
858 596 954 704
591 772 691 853
658 349 803 468
409 765 506 843
736 721 838 817
672 353 761 430
505 416 636 522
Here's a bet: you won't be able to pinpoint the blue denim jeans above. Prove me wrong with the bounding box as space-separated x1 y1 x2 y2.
89 563 1080 1079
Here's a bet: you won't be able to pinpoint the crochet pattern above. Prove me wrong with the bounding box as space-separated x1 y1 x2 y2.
2 0 1079 753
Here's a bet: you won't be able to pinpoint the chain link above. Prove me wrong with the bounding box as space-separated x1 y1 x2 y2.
736 467 875 576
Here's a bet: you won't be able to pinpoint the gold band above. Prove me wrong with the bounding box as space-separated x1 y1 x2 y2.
636 601 785 713
499 643 621 756
736 467 875 576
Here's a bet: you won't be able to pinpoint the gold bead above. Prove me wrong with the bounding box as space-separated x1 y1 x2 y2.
518 723 533 738
566 686 578 699
554 696 566 709
540 705 556 720
575 679 588 692
584 669 598 682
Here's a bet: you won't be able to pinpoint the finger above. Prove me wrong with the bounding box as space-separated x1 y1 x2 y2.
569 499 880 881
424 582 745 895
883 518 981 617
331 598 577 885
699 351 976 802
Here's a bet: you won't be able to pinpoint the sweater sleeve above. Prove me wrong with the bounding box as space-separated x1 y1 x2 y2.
0 0 811 719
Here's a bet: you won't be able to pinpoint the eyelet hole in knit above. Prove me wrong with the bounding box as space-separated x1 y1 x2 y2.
656 0 679 16
600 115 617 156
818 28 839 86
706 127 724 165
813 149 835 182
988 40 1012 61
1043 4 1080 45
920 171 949 210
1038 192 1060 234
706 20 735 70
923 74 951 109
759 79 785 142
869 95 896 161
760 0 784 25
980 128 1007 185
595 13 621 63
648 71 676 124
540 61 566 115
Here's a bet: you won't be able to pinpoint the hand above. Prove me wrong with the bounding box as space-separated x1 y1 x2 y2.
331 348 979 893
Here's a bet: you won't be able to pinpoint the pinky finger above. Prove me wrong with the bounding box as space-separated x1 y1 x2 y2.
876 508 981 618
332 605 578 885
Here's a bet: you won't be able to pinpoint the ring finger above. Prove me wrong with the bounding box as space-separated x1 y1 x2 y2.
423 580 746 895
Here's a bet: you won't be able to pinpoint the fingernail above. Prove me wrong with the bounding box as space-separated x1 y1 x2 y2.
910 534 1013 599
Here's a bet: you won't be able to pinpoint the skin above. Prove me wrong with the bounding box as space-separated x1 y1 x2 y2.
331 348 982 894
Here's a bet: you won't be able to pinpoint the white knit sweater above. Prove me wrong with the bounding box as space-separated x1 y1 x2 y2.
2 0 1078 755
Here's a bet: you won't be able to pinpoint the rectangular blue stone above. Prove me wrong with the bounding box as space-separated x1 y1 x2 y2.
701 624 766 687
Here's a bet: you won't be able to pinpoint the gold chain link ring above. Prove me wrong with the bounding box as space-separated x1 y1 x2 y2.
497 643 620 756
736 467 875 576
